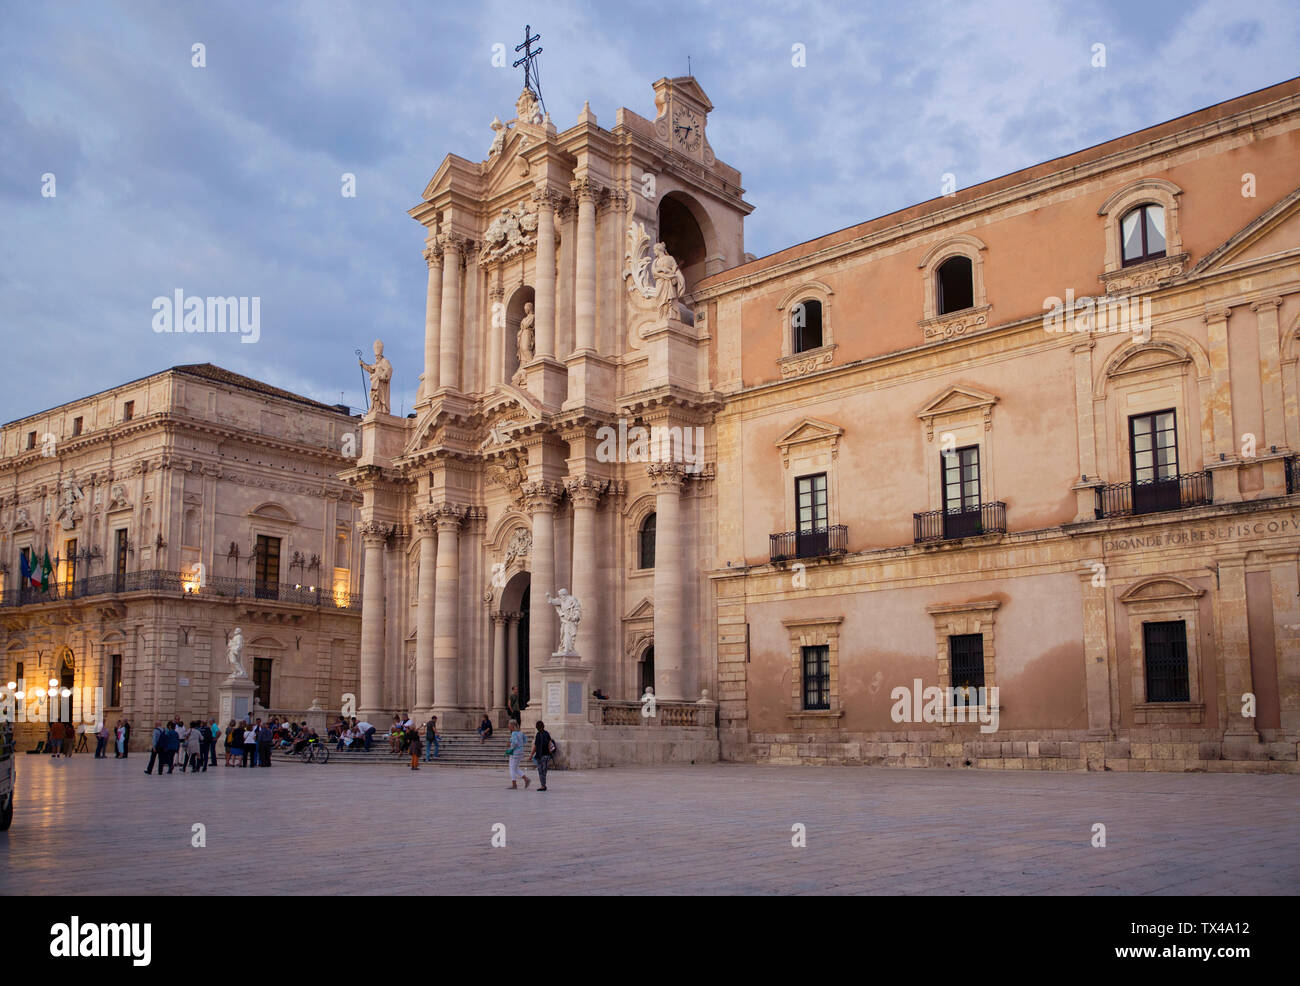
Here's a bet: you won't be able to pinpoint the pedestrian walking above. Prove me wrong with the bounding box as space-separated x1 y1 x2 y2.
208 719 221 766
159 722 180 774
143 722 162 773
424 716 440 761
94 721 109 759
531 719 554 792
185 721 203 773
48 721 64 757
258 720 272 768
406 723 422 770
507 719 530 790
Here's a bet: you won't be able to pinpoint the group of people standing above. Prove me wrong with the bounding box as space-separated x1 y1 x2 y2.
144 717 221 775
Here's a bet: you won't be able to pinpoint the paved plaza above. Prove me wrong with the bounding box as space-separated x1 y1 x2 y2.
2 757 1297 895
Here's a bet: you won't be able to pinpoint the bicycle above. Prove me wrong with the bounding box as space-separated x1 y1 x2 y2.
297 740 330 765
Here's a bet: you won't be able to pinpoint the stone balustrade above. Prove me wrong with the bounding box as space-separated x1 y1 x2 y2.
592 700 716 728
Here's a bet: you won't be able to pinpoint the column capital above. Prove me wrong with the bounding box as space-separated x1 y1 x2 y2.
522 480 564 513
565 474 608 506
570 177 604 203
1203 305 1233 324
423 243 443 268
491 611 511 626
647 462 686 491
428 502 469 531
532 186 564 211
599 188 628 215
359 521 394 546
1250 297 1283 313
439 231 466 255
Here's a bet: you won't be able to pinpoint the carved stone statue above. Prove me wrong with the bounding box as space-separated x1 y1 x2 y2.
547 588 582 656
517 302 536 366
226 627 247 678
651 243 686 319
359 339 393 415
488 115 508 157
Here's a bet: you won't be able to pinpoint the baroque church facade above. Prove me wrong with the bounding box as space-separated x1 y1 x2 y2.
354 72 1300 772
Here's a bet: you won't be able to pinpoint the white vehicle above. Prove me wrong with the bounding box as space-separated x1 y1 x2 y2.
0 722 14 830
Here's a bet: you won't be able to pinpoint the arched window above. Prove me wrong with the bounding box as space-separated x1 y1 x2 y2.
937 256 974 315
1120 204 1166 266
639 513 656 569
791 299 823 353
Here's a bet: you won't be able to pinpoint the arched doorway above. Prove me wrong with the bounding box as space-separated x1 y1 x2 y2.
499 570 532 711
57 648 75 726
657 192 711 295
517 587 530 709
639 645 655 697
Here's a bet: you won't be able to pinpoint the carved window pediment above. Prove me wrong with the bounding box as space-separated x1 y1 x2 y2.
1118 577 1204 604
916 386 999 441
775 418 843 468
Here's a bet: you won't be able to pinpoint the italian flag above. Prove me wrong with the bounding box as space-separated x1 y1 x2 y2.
40 549 52 591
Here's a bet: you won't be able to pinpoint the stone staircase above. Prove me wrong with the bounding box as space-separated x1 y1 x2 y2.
275 730 535 769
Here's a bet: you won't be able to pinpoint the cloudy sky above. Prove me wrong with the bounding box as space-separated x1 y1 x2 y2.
2 0 1297 423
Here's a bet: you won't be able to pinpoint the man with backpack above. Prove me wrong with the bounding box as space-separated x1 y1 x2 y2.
530 720 556 792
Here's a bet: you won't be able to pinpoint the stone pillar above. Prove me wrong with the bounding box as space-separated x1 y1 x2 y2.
525 482 562 705
415 513 437 712
1267 549 1300 736
432 505 464 715
533 190 558 359
572 178 599 354
438 234 464 391
358 523 389 719
1217 553 1259 744
565 475 607 678
1204 306 1240 502
649 463 686 701
1077 563 1112 736
492 612 508 719
422 243 443 397
1253 298 1288 496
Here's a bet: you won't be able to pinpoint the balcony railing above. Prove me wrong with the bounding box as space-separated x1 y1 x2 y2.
769 525 848 564
913 502 1007 543
0 569 361 611
1095 471 1212 519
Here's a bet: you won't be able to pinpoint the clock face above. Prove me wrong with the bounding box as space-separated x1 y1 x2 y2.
672 106 702 152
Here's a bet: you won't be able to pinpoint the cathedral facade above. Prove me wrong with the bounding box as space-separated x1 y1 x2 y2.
357 74 1300 771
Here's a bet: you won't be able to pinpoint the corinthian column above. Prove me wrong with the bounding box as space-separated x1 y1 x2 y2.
565 475 607 673
422 243 443 397
439 234 464 391
649 463 686 701
532 190 558 359
524 481 562 705
492 611 508 719
432 503 465 715
415 512 437 712
358 522 390 719
571 178 599 354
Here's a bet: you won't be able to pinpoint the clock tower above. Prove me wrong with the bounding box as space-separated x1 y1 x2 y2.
652 76 716 166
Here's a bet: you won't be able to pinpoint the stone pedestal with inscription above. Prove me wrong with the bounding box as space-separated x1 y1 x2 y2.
536 654 595 768
218 675 256 727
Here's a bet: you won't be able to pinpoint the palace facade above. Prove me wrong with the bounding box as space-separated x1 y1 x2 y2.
0 364 363 748
355 74 1300 771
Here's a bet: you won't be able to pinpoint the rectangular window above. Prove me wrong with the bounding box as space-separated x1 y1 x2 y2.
255 535 281 600
794 473 829 557
942 446 982 538
1129 410 1180 514
1143 621 1190 702
122 401 134 421
801 645 830 711
71 416 83 437
948 633 985 702
114 529 128 587
110 654 123 707
63 538 77 591
26 431 36 450
253 657 272 710
15 660 24 685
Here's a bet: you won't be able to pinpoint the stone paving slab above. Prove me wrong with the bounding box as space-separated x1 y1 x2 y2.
1 757 1297 895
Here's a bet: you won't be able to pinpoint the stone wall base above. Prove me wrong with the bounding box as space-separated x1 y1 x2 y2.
733 731 1300 773
547 722 720 769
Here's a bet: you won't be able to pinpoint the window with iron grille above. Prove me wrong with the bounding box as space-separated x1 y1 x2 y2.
1143 621 1190 702
802 645 830 710
949 633 985 702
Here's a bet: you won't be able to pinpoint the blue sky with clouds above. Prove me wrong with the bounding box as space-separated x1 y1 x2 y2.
2 0 1297 422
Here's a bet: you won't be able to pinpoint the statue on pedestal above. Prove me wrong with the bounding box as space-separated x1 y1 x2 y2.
359 339 393 415
517 302 536 367
651 243 686 319
546 588 582 656
226 627 247 678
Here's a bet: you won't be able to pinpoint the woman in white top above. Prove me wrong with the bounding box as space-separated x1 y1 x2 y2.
507 720 530 790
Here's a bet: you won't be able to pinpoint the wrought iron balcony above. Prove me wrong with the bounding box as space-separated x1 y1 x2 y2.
1094 471 1212 519
913 502 1007 543
0 569 362 611
769 525 848 564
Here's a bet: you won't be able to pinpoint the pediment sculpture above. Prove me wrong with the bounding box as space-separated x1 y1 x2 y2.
624 221 689 320
480 202 540 267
